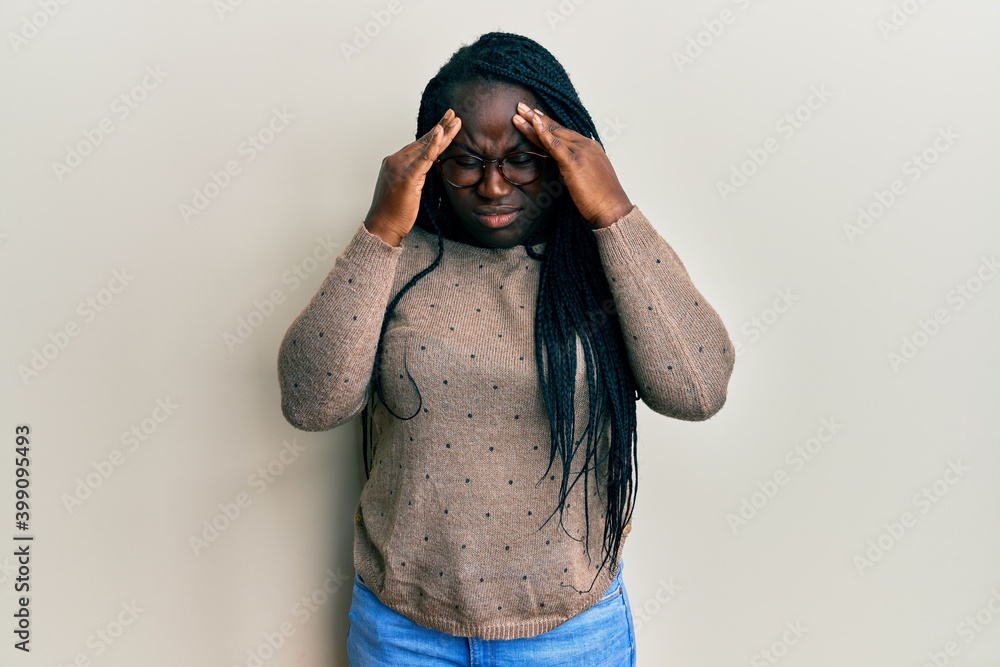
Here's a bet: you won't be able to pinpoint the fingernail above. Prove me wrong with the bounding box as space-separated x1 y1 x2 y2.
517 102 529 112
533 108 544 116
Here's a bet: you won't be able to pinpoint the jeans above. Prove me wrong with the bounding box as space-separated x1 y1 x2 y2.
347 561 636 666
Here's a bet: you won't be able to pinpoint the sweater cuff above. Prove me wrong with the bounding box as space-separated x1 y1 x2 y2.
345 221 405 264
591 205 662 267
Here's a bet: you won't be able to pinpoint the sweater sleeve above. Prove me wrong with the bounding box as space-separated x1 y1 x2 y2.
277 222 404 431
591 205 735 420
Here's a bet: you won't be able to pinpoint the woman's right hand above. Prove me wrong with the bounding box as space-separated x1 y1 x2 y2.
363 108 462 247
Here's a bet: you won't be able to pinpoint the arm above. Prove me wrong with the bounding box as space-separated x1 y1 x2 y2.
277 222 403 431
592 205 735 420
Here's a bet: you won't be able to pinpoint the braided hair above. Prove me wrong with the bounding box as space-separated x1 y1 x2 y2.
361 31 640 593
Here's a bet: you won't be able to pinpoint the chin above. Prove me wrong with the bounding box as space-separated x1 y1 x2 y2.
481 222 537 247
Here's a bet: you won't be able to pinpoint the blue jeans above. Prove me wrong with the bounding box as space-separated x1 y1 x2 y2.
347 561 636 666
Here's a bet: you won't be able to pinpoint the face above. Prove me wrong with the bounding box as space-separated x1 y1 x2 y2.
437 81 562 249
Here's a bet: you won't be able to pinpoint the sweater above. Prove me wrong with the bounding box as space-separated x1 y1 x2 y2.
276 204 735 640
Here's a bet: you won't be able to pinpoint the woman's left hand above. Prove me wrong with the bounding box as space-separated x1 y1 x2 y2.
513 102 633 228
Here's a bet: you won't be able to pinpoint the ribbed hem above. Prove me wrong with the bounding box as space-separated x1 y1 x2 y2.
407 222 546 258
355 551 626 640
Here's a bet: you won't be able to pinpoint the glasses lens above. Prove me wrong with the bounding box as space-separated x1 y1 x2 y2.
441 156 483 187
502 152 543 185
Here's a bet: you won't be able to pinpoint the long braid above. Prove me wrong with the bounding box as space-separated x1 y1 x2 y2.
362 31 640 594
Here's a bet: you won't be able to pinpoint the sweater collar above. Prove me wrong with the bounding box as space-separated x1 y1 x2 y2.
408 223 548 258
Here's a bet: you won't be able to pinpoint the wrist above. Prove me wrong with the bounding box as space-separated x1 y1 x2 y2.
591 199 634 229
364 219 405 248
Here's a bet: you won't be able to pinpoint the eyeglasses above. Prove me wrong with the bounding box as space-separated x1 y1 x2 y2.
434 150 550 188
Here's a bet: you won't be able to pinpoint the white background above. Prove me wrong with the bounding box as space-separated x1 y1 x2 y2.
2 0 999 665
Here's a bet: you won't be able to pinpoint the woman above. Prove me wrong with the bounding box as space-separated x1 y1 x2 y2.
277 31 735 666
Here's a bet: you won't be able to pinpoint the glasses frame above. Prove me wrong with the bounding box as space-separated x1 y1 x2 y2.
434 150 551 188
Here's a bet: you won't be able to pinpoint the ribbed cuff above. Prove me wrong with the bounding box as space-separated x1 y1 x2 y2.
345 221 405 264
591 205 663 266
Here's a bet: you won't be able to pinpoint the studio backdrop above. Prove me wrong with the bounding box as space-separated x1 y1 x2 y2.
2 1 998 665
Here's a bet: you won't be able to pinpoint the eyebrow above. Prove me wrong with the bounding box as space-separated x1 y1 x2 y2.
451 138 533 156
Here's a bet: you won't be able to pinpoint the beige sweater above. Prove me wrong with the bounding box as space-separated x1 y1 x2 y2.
277 204 735 640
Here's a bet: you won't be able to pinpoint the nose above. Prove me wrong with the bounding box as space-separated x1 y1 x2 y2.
476 161 513 199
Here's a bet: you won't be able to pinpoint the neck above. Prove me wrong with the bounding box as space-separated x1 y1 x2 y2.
522 221 550 248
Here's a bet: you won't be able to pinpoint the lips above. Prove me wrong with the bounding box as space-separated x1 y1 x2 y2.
474 207 521 229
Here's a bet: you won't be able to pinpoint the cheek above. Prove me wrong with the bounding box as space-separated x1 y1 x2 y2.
443 188 466 214
440 189 472 226
521 188 550 222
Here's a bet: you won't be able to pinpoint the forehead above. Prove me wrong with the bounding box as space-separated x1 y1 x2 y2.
445 81 540 154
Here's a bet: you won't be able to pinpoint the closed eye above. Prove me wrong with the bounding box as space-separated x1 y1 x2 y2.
504 153 535 165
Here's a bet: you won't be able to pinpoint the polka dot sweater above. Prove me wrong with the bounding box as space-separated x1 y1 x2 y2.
277 204 735 640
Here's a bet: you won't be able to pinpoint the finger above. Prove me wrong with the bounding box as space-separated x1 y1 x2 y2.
512 113 545 150
428 114 462 156
517 103 585 141
414 115 461 170
437 113 462 148
522 107 572 159
412 108 456 151
528 107 587 147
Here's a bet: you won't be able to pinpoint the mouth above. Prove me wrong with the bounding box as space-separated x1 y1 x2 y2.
474 209 521 229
